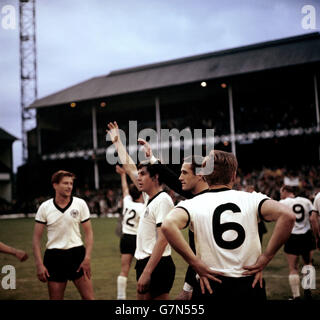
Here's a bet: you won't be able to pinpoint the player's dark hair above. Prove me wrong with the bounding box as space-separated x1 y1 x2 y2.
51 170 76 185
281 185 298 195
183 155 204 175
137 161 163 185
202 150 238 186
129 183 142 201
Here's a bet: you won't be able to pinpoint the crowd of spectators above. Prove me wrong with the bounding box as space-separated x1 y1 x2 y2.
1 164 320 216
234 165 320 201
0 187 125 217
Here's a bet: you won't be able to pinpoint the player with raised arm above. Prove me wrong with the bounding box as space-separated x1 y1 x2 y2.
280 185 320 300
137 138 208 300
32 170 94 300
115 165 144 300
162 150 296 301
107 121 139 188
107 122 175 300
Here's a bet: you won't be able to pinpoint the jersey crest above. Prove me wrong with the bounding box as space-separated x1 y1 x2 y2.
70 209 80 219
144 207 150 218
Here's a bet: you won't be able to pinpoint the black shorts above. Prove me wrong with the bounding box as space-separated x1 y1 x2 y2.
43 245 85 282
120 234 136 255
135 255 175 298
284 229 316 256
192 275 267 301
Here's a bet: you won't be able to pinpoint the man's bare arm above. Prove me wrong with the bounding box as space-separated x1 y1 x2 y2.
138 138 192 198
243 200 295 275
106 121 139 188
0 242 28 262
137 227 169 294
32 223 50 282
310 211 320 247
78 220 94 279
162 208 223 294
116 165 129 197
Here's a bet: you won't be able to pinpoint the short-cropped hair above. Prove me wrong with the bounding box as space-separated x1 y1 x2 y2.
202 150 238 186
137 161 163 185
183 155 204 175
51 170 76 185
281 185 298 195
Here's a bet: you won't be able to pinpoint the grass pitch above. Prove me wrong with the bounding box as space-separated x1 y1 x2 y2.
0 217 320 300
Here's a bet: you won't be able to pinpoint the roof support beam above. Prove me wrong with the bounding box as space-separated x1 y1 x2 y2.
314 73 320 161
228 83 236 156
155 96 161 159
314 73 320 132
92 105 99 190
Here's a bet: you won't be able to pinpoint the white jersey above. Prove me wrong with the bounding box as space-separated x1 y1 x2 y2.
280 196 315 234
314 192 320 214
35 196 91 250
177 188 269 278
121 195 144 235
135 191 174 260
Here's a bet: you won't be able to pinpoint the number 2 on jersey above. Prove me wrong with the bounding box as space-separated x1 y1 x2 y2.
212 203 246 250
124 208 137 227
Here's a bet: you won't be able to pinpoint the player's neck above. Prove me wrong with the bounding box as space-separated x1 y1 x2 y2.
191 181 208 195
209 183 233 190
55 194 71 206
146 185 163 198
134 195 144 203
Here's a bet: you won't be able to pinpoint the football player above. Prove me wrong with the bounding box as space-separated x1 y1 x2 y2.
162 150 295 301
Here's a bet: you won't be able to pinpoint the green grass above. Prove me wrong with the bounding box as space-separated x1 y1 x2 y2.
0 218 320 300
0 218 188 300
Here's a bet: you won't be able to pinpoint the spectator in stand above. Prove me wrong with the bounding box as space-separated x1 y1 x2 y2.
3 165 319 215
106 189 121 215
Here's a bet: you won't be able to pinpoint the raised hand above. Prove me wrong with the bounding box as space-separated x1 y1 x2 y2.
137 138 153 159
106 121 120 144
115 165 126 175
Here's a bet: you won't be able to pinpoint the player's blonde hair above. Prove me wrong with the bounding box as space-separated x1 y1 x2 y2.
202 150 237 186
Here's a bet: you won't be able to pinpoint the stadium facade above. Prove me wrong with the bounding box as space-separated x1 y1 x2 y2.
19 32 320 201
0 128 16 204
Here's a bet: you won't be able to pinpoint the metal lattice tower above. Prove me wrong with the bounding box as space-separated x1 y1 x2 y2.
19 0 37 162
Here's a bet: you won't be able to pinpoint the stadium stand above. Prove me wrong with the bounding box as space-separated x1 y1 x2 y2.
5 32 320 213
2 165 319 215
0 128 16 210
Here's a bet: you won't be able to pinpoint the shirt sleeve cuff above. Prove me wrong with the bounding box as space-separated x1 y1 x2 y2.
35 220 46 225
150 155 159 164
183 282 194 292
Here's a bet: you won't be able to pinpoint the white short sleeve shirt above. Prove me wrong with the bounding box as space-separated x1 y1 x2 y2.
177 188 269 277
35 196 90 250
135 191 174 260
122 195 145 235
314 192 320 214
280 196 316 234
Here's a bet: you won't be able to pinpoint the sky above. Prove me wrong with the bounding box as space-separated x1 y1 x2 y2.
0 0 319 172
